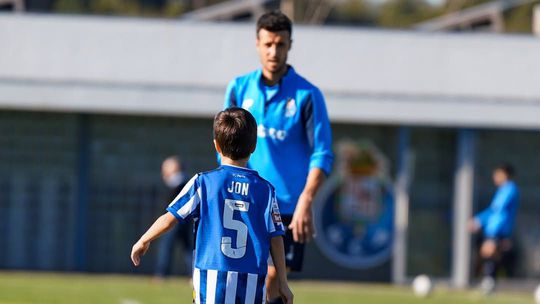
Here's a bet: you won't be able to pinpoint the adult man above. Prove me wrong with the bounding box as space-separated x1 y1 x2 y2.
469 164 519 294
224 10 333 304
153 156 193 281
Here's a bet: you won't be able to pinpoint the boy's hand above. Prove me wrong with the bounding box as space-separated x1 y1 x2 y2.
131 240 150 266
279 282 294 304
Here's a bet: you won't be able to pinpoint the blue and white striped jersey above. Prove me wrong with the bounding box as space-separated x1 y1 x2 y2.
193 268 267 304
167 164 285 303
224 66 334 215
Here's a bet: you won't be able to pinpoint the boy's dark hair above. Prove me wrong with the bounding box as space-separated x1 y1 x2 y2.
256 10 292 37
214 108 257 160
495 163 515 178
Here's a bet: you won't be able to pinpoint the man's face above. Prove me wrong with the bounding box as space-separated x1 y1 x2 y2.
256 29 291 75
492 169 508 186
161 160 180 183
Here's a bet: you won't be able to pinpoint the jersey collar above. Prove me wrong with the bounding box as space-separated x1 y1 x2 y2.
221 164 258 173
256 65 295 104
257 65 296 87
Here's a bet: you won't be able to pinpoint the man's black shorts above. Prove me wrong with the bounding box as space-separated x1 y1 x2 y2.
272 215 305 272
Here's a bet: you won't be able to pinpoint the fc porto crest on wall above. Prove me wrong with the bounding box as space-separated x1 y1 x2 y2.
284 98 296 117
314 140 394 269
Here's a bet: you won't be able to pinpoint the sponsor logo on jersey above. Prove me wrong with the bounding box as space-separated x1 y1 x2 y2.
272 213 282 224
257 124 287 141
242 99 254 110
284 98 297 117
271 198 283 224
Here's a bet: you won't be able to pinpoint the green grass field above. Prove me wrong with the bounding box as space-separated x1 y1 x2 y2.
0 272 533 304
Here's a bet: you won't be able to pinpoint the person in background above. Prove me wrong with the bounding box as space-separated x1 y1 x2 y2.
469 163 519 295
153 156 193 281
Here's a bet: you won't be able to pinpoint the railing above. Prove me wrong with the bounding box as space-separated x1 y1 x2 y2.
0 175 162 273
0 0 25 12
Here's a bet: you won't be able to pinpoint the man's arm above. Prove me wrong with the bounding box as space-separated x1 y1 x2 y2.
470 185 516 237
224 80 238 108
218 80 238 164
290 88 333 243
483 185 517 238
270 236 294 304
131 212 177 266
289 168 325 243
470 208 492 233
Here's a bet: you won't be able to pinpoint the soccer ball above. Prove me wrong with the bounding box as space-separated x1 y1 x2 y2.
412 275 433 298
534 284 540 304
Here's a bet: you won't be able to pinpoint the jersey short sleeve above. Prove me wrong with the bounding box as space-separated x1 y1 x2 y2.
265 188 285 238
166 174 201 221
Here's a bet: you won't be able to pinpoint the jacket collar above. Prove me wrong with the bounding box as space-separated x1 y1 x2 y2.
256 65 295 87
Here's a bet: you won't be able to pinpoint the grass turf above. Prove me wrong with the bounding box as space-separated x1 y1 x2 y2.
0 272 533 304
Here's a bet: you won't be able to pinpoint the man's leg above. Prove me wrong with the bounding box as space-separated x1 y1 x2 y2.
498 238 515 277
177 222 194 275
266 216 304 303
479 239 498 295
481 239 498 278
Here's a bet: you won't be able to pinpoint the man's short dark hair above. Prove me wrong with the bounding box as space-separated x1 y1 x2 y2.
495 163 515 178
164 155 183 170
214 108 257 160
256 10 292 37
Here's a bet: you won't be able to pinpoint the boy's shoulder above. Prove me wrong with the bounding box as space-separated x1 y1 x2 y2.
194 167 226 183
255 174 275 192
198 166 225 176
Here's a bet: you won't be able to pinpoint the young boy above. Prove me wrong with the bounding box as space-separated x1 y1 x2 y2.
131 108 293 304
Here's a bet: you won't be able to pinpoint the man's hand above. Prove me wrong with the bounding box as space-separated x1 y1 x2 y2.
468 218 480 233
131 240 150 266
480 239 497 258
288 192 316 244
279 282 294 304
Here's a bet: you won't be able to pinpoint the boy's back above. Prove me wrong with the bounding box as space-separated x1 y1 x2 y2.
167 164 284 303
131 107 292 304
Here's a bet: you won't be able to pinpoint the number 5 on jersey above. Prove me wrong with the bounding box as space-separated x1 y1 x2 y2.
221 199 250 259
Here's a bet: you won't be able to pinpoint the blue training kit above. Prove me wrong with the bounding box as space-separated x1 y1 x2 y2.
475 181 519 239
224 66 334 215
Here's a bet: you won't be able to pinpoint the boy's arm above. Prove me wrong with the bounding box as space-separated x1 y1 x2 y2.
131 212 177 266
270 236 294 304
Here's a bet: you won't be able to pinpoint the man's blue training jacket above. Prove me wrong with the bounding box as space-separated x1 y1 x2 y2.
224 66 334 215
475 181 519 239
